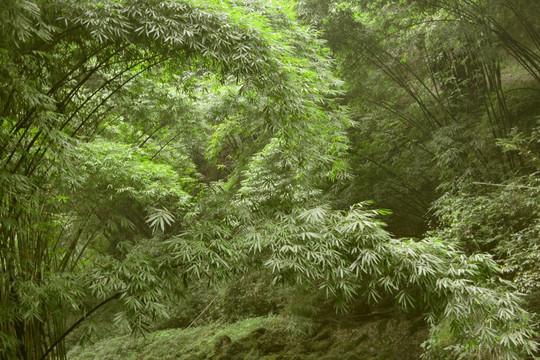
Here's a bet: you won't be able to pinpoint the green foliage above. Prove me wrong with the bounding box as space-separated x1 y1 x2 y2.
431 126 540 304
75 138 192 203
216 271 289 322
431 175 540 313
432 178 539 254
220 197 536 358
298 0 540 236
68 316 281 360
146 208 176 233
1 0 539 359
0 0 351 358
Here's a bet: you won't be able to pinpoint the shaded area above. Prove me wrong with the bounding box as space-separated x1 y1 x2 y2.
68 314 428 359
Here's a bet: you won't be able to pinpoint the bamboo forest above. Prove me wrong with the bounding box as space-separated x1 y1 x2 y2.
1 0 539 359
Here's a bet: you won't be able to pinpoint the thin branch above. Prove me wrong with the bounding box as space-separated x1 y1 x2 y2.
39 293 120 360
172 294 219 341
472 182 539 190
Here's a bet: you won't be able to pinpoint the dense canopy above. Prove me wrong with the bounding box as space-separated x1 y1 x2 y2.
1 0 539 359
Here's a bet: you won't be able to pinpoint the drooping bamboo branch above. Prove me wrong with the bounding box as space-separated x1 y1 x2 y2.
39 293 121 360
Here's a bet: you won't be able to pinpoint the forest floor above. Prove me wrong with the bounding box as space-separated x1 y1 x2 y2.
67 313 428 359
